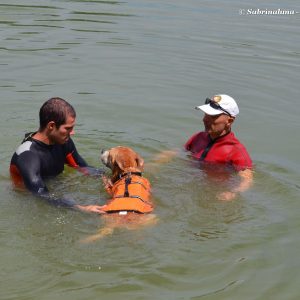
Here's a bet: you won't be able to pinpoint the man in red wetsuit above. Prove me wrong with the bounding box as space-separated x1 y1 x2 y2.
185 94 253 200
150 94 253 201
10 97 104 213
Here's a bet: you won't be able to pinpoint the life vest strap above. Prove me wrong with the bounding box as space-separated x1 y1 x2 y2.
114 194 153 207
113 178 149 193
124 176 131 197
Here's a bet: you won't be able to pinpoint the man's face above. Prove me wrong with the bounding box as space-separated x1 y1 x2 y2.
203 113 233 139
50 115 75 144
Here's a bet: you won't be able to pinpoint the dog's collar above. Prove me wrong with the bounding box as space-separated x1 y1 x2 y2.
119 172 142 179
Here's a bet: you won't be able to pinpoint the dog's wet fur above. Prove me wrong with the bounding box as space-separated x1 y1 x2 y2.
81 146 157 242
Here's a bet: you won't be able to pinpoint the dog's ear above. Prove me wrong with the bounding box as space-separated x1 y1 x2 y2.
110 156 123 183
114 147 144 173
109 149 120 169
135 153 144 172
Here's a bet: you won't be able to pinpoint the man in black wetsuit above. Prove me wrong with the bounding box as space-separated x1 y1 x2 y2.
10 97 104 213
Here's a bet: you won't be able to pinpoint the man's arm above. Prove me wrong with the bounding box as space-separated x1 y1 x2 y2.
15 151 103 212
16 151 48 195
146 149 178 173
65 138 104 176
217 143 253 201
217 168 253 201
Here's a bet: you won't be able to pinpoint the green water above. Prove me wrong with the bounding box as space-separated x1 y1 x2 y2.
1 0 300 299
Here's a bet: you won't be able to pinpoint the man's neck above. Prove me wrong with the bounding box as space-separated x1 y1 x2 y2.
209 130 231 141
32 131 52 145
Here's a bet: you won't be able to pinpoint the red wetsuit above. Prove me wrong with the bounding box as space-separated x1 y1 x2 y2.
10 132 102 207
185 131 252 171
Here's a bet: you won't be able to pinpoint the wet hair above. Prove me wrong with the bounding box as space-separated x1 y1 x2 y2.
39 97 76 130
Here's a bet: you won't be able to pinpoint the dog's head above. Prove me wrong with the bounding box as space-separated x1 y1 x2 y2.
101 146 144 182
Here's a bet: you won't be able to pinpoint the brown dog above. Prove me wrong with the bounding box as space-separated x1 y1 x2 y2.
82 146 157 242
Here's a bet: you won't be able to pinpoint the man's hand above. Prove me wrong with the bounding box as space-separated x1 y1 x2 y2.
75 204 107 214
217 169 253 201
217 191 237 201
78 166 104 177
146 149 178 173
151 150 178 164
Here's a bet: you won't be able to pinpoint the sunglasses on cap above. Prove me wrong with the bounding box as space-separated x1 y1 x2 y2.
205 98 232 117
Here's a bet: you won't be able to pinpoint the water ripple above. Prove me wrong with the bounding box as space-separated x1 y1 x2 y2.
71 11 135 17
0 47 69 51
0 4 60 9
65 0 122 3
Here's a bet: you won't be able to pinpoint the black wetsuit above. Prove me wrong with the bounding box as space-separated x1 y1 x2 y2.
10 132 101 207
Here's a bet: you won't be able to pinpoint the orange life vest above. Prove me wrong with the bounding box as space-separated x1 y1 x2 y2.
102 173 153 214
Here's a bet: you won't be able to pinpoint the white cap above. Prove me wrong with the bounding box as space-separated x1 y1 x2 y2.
195 94 239 117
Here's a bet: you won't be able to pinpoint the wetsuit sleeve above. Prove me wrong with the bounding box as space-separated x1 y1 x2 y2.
65 138 104 176
15 151 76 207
16 150 47 194
65 138 88 167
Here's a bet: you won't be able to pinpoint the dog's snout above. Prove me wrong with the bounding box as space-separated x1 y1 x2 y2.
101 149 105 154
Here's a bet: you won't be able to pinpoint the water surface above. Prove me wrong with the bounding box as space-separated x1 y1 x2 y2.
1 0 300 299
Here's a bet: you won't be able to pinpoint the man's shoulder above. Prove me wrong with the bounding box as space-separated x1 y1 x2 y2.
13 133 44 157
15 140 33 155
13 132 36 156
185 131 207 150
227 132 248 148
223 131 243 145
11 139 38 165
187 131 208 143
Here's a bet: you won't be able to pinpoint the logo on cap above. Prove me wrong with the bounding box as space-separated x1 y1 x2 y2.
213 95 222 103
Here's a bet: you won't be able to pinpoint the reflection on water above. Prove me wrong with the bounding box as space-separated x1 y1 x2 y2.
1 0 300 299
